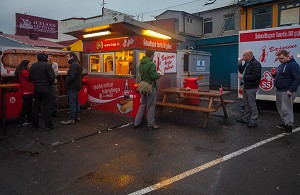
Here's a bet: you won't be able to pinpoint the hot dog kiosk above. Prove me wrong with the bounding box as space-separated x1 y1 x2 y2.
64 15 184 116
0 46 73 119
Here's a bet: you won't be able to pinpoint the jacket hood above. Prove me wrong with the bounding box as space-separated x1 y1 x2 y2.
140 56 153 65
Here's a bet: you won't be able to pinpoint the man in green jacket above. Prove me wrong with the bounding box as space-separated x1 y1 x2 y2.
134 50 164 130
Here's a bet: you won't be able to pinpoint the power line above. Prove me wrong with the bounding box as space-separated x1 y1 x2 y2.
136 0 203 16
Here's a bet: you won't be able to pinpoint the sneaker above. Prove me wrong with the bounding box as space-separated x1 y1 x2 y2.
61 119 75 125
276 123 286 129
247 122 257 128
74 117 80 122
283 125 293 135
236 118 248 124
148 124 160 131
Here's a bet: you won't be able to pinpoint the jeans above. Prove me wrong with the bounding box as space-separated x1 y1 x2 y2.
68 89 80 120
19 94 33 124
242 88 258 124
51 84 58 113
32 91 53 128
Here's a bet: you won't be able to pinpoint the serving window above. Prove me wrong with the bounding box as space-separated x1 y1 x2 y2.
88 51 134 76
115 50 133 76
89 54 101 73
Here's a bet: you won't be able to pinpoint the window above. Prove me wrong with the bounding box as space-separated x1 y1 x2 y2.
115 51 133 75
89 54 100 72
204 18 212 34
224 14 235 31
253 6 272 29
103 54 114 73
279 1 300 26
187 18 193 23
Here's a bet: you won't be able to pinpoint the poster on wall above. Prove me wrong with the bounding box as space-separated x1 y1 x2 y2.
153 52 176 73
87 77 135 115
239 25 300 102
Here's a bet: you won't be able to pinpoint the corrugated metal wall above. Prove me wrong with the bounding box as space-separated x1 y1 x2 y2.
196 35 238 87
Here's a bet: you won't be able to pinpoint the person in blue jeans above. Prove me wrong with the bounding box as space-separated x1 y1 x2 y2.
61 52 82 125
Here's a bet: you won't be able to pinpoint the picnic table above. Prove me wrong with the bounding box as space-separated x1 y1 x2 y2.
156 87 232 128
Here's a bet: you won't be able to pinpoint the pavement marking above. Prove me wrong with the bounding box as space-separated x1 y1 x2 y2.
128 127 300 195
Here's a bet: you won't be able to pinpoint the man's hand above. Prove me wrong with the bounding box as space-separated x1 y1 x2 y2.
238 72 243 79
157 70 164 76
287 91 292 96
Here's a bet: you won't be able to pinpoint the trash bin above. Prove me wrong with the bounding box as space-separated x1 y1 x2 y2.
79 77 88 107
184 78 198 90
183 78 199 104
0 83 22 120
132 84 140 117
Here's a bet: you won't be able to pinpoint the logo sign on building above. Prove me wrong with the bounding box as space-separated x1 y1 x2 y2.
15 13 58 39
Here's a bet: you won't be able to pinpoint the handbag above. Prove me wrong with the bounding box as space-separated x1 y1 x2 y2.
137 81 152 94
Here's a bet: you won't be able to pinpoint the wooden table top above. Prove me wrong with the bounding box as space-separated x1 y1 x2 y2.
159 87 230 97
0 83 19 89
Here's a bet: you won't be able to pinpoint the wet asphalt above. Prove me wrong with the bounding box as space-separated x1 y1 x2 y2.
0 90 300 195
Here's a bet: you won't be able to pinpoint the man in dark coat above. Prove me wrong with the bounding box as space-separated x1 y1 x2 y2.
61 52 82 125
28 52 56 131
237 50 262 128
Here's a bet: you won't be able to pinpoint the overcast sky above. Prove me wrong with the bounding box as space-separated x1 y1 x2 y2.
0 0 234 34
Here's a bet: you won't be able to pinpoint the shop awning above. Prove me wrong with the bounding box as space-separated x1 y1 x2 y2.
63 15 185 43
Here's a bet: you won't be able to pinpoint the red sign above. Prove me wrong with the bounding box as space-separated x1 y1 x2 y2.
83 36 177 52
87 77 136 116
240 27 300 42
15 13 58 39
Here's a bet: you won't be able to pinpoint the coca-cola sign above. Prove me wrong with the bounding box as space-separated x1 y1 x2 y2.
15 13 58 39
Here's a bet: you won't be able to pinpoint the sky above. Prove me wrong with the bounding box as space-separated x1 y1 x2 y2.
0 0 235 34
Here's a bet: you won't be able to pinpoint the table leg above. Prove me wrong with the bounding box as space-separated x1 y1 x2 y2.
220 96 228 118
203 112 211 128
2 90 6 136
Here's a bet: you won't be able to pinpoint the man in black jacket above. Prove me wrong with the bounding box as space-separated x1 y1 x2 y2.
237 50 262 128
29 52 56 131
61 52 82 125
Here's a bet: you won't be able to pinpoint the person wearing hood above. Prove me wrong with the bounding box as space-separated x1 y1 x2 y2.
28 52 56 131
271 50 300 135
133 50 164 131
61 52 82 125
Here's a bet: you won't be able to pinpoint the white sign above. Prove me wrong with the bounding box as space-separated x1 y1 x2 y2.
154 52 177 73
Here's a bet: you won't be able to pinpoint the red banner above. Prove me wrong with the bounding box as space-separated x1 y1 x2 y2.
15 13 58 39
240 27 300 42
83 36 177 52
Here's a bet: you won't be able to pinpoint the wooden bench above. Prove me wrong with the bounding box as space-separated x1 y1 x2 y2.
198 97 235 104
156 101 217 128
156 101 217 113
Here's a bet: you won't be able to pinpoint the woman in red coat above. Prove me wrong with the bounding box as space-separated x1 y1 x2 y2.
15 60 34 126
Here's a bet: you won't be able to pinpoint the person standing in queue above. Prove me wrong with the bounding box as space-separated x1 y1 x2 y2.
237 50 262 128
133 50 164 131
29 52 57 131
15 60 34 126
61 52 82 125
271 50 300 135
48 53 59 117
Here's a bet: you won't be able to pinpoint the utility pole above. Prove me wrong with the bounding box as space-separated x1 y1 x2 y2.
101 0 106 16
